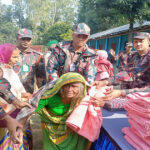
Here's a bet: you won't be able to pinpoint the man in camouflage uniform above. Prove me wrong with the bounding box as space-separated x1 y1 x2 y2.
46 23 97 84
110 42 133 71
13 28 46 94
92 32 150 105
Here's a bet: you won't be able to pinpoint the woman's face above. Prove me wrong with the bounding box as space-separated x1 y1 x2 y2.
62 82 81 99
8 49 20 66
0 68 3 78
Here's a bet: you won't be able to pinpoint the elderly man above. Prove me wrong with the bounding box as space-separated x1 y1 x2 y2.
13 28 46 94
46 23 97 84
92 32 150 104
110 42 133 71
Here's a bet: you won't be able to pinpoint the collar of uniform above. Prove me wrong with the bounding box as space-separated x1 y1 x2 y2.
18 48 33 55
69 41 96 57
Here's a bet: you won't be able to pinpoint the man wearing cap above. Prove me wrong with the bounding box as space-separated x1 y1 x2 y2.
13 28 46 94
91 32 150 105
110 42 133 72
43 40 58 81
46 23 97 84
47 40 58 51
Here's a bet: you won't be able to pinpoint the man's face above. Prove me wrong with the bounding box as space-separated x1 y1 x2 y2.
134 38 150 53
72 33 89 48
17 37 32 49
125 46 132 53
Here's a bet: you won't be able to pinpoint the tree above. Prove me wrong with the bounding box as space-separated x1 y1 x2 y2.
12 0 25 28
112 0 150 42
11 0 78 44
77 0 128 34
42 22 73 44
0 3 18 44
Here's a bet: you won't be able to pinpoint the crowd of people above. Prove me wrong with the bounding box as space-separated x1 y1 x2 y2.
0 22 150 150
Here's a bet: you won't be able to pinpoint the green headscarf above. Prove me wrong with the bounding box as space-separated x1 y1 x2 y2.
41 72 87 99
36 72 87 145
36 72 87 112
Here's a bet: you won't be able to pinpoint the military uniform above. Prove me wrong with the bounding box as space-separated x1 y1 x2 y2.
13 48 46 94
0 78 17 119
46 23 97 84
46 41 97 84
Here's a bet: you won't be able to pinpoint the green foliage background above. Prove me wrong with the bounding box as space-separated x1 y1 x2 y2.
0 0 149 45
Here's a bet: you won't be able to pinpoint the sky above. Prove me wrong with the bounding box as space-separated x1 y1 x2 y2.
1 0 12 5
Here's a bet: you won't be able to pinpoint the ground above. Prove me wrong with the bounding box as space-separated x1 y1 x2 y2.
30 114 43 150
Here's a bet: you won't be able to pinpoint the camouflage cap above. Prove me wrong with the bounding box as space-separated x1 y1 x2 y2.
126 42 133 47
74 23 90 35
17 28 33 39
134 32 150 40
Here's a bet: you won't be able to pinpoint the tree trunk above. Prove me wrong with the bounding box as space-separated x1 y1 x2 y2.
128 22 133 42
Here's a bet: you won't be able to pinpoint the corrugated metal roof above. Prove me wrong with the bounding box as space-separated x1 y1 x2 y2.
90 21 150 39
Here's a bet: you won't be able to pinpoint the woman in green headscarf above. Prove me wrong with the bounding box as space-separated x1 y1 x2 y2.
35 72 90 150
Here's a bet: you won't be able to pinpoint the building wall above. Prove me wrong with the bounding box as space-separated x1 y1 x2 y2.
88 29 150 67
88 29 150 54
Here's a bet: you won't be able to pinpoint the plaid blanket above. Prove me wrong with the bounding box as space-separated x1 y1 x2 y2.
16 81 56 120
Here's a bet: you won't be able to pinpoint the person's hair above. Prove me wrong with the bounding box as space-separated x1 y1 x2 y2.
59 82 85 100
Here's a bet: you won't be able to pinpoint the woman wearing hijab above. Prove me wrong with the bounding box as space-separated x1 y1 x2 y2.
36 72 91 150
18 72 93 150
0 43 32 150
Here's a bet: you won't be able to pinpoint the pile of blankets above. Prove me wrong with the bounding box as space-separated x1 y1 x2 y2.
122 92 150 150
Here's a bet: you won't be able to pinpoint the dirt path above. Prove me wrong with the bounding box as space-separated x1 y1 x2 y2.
30 114 43 150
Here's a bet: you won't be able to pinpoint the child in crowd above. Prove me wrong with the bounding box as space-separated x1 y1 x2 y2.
95 50 114 81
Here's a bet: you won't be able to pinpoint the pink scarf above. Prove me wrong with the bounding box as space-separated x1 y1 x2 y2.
0 43 16 64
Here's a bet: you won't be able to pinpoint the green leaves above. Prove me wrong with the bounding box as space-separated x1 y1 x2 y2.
42 22 73 44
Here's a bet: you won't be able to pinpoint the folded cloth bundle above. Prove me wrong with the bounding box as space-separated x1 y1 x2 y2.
122 127 150 150
127 113 150 131
122 92 150 149
128 118 150 138
104 97 127 111
130 127 150 146
66 86 105 142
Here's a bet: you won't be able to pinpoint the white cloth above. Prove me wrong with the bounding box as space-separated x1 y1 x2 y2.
1 65 26 99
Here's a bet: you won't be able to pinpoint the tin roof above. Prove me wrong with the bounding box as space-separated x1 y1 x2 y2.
90 21 150 39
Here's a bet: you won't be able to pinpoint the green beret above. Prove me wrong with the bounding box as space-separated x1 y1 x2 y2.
47 40 58 46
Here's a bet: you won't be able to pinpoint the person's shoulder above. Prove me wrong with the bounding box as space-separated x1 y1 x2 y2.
130 51 137 56
85 45 97 55
53 41 71 54
31 49 43 55
29 48 43 56
57 41 71 49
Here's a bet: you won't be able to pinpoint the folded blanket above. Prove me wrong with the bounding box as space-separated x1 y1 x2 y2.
128 118 150 138
125 101 150 113
124 103 150 119
130 127 150 146
122 127 150 150
66 96 102 142
104 97 127 111
127 92 150 105
127 113 150 131
124 135 142 150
